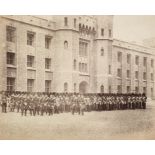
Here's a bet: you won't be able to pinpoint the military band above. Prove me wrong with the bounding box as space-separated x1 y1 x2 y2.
0 91 147 116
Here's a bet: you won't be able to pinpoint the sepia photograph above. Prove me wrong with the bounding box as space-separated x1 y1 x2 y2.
0 15 155 140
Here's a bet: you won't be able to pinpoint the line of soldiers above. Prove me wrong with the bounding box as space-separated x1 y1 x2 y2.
0 91 147 116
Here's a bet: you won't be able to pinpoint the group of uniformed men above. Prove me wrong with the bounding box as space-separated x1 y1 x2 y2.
0 91 147 116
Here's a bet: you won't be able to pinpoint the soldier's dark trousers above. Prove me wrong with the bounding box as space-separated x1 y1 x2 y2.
2 105 7 113
142 102 146 109
24 110 27 116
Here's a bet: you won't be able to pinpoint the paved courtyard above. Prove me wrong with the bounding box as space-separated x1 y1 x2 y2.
0 101 155 140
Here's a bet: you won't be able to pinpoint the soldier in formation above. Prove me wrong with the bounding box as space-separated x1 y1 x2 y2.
0 91 147 116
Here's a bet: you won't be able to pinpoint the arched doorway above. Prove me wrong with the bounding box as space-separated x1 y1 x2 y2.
79 81 88 94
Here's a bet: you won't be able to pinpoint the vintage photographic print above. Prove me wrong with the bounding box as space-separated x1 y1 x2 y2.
0 15 155 140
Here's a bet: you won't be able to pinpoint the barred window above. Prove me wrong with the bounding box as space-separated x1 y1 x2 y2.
151 73 154 81
151 59 154 67
127 86 130 93
64 17 68 26
7 77 15 91
7 52 15 65
45 80 51 92
6 26 16 42
135 56 139 65
101 28 104 36
79 41 88 57
74 18 77 28
135 71 139 79
45 58 51 69
73 59 76 70
74 83 76 92
117 68 122 77
100 85 104 93
64 82 68 92
127 54 131 64
109 29 112 37
143 57 147 67
143 72 147 80
27 79 34 92
117 52 122 62
27 31 35 46
45 36 52 49
27 55 35 67
127 70 130 78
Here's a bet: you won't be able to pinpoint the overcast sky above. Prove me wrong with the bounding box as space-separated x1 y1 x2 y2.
113 15 155 45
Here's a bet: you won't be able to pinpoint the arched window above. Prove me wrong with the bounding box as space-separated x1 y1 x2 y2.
100 85 104 93
73 59 76 70
101 48 104 56
64 82 68 92
64 41 68 49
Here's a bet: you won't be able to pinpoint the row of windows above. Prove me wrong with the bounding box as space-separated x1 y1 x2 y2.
99 85 153 95
27 56 51 69
117 68 154 81
64 17 77 28
79 63 88 73
7 52 52 70
6 26 52 49
7 78 51 92
101 28 112 37
117 51 154 67
117 85 154 96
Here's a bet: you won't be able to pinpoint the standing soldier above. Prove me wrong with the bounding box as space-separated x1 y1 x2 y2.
1 92 7 113
142 94 147 109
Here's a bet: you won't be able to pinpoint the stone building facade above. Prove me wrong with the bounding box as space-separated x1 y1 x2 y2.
0 15 155 98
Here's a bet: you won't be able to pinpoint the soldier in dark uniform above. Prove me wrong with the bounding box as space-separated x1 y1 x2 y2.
142 94 147 109
1 93 7 113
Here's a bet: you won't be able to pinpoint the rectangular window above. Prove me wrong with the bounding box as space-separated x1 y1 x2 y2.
127 54 131 64
6 26 16 42
64 17 68 26
109 29 112 37
117 52 122 62
45 36 52 49
27 79 34 92
117 85 122 93
151 59 154 67
74 18 76 28
135 71 139 79
127 70 130 78
151 88 153 97
74 83 76 92
117 68 122 77
45 80 51 92
135 56 139 65
143 87 146 94
127 86 130 93
151 73 154 81
135 87 139 93
27 55 35 67
7 77 15 91
109 86 112 93
27 31 35 46
45 58 51 70
109 65 111 74
143 72 146 80
79 41 88 57
85 63 87 72
7 52 15 65
143 57 147 67
101 28 104 36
